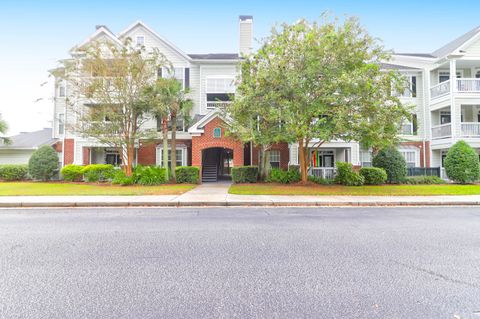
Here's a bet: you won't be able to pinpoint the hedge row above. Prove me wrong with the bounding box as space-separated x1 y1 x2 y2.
0 164 29 181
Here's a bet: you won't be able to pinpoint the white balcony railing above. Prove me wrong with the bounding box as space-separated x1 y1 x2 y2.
308 167 336 179
432 123 452 139
206 101 232 109
457 78 480 93
430 80 450 98
461 122 480 137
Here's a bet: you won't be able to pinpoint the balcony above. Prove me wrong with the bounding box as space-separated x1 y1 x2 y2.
206 101 232 110
431 123 451 139
431 78 480 100
461 122 480 137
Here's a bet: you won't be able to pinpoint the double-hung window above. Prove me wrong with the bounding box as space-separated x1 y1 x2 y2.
359 150 372 167
269 150 280 169
58 113 65 135
157 148 186 168
161 67 185 88
58 81 66 97
400 75 417 98
399 150 417 168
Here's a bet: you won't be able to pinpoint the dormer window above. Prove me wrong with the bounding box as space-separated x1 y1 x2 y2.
136 36 145 46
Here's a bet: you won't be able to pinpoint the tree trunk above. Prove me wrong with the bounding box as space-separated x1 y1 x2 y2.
125 142 135 176
298 139 309 184
171 113 177 182
162 117 169 181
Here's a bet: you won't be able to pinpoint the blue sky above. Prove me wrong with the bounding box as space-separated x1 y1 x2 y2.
1 0 479 134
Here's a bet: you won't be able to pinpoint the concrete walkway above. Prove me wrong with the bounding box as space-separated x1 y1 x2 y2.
1 182 480 207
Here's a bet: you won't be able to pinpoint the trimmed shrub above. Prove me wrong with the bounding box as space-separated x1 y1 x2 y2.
0 164 28 181
82 164 116 182
231 166 258 183
359 167 387 185
334 162 364 186
28 145 59 181
60 164 84 182
176 166 199 184
372 147 407 183
444 140 480 184
308 175 334 185
267 168 301 184
133 165 167 185
111 170 135 186
403 175 445 185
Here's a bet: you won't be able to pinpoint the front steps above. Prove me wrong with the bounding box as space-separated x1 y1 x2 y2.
202 164 218 182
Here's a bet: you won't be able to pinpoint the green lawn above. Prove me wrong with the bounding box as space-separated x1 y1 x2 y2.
229 183 480 196
0 182 196 196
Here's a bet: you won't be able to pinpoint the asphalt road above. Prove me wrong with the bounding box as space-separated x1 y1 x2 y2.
1 207 480 319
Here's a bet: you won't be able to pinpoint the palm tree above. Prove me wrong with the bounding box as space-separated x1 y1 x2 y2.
0 118 11 145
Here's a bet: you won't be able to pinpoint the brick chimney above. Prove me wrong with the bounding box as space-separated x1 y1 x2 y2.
239 15 253 56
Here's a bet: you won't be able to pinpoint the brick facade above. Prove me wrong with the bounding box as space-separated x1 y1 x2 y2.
137 139 192 166
82 147 90 165
251 142 290 170
191 117 244 167
399 141 430 167
63 138 74 165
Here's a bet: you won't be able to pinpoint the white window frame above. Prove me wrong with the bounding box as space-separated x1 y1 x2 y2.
359 149 372 167
438 69 463 83
58 113 65 135
156 146 187 167
161 67 185 89
136 35 145 46
58 80 66 98
399 148 419 168
269 150 281 168
399 75 417 98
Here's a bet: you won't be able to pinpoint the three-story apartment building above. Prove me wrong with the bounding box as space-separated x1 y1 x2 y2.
51 18 480 181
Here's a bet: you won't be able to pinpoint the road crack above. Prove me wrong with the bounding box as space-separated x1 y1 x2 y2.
391 260 480 289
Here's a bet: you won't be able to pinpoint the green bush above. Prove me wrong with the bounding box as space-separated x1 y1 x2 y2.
444 140 480 184
28 145 59 181
372 147 407 183
231 166 258 183
267 168 301 184
111 170 135 186
0 164 28 181
359 167 387 185
402 175 445 185
81 164 115 182
334 162 364 186
133 165 167 185
308 175 334 185
176 166 199 184
60 164 84 182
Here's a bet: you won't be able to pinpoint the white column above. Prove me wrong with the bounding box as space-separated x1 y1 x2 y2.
449 59 457 142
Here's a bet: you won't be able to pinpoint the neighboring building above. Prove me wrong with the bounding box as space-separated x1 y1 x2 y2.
50 18 480 181
0 128 60 165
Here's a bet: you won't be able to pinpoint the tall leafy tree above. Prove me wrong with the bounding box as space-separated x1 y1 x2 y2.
230 16 409 183
0 118 10 145
62 39 169 176
225 58 286 180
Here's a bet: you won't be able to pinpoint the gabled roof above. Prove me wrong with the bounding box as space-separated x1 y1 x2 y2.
118 20 192 61
70 26 123 54
188 109 230 135
380 63 420 70
432 25 480 58
0 128 57 150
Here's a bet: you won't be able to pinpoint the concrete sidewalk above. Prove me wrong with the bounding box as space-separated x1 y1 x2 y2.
1 181 480 207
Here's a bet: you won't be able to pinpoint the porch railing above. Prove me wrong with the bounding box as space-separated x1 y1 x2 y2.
206 101 232 109
430 80 450 98
461 122 480 137
457 78 480 93
308 167 336 179
431 123 452 139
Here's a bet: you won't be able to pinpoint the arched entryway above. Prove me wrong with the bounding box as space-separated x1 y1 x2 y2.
202 147 233 182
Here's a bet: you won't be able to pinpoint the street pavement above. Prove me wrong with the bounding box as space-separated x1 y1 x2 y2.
1 207 479 318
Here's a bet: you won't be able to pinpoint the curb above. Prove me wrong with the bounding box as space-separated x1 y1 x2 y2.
1 201 480 208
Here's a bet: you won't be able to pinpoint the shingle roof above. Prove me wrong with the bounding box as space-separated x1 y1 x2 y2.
188 53 239 60
394 53 436 58
0 128 57 149
432 25 480 58
380 63 420 70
